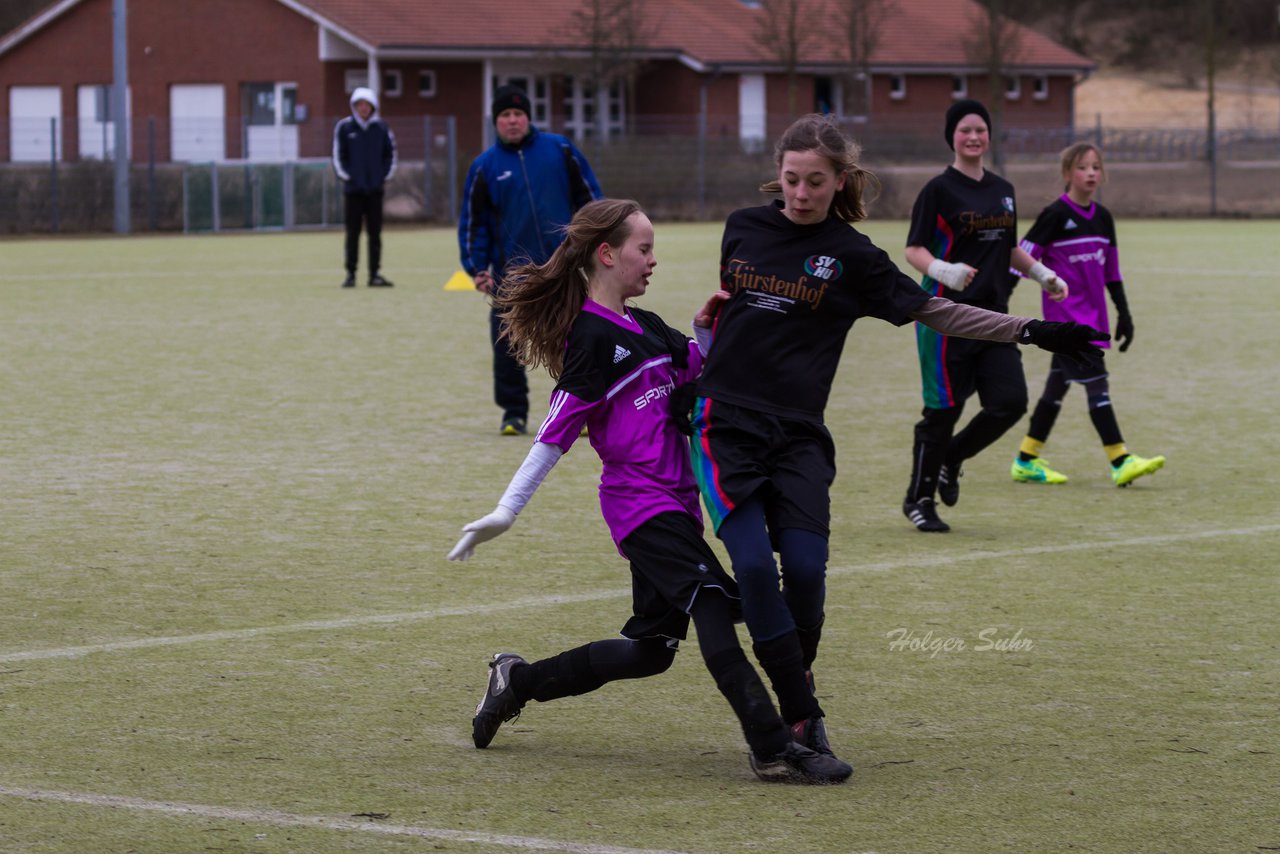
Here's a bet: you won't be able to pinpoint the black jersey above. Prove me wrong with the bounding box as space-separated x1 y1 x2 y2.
906 166 1019 312
696 202 930 422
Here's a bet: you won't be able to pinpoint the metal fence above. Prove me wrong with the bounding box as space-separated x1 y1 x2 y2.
2 112 1278 233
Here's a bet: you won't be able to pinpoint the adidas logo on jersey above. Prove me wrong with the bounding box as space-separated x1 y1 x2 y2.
1064 218 1078 230
613 345 631 364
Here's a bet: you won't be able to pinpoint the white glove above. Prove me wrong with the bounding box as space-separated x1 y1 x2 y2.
1028 261 1068 301
447 506 516 561
927 259 977 291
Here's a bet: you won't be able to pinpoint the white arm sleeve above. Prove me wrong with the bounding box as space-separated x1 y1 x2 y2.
496 441 563 515
693 323 714 356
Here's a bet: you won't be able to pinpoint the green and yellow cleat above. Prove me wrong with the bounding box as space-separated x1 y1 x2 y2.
1011 457 1068 484
1111 454 1165 487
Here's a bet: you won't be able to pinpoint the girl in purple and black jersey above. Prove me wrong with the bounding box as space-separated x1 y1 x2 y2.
1011 143 1165 488
447 199 851 784
689 114 1105 773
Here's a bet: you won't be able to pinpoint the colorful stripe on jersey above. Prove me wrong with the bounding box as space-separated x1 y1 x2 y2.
915 321 954 409
921 213 956 296
689 396 734 533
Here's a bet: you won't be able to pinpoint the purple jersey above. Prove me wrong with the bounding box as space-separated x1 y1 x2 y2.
1020 195 1122 346
535 300 704 553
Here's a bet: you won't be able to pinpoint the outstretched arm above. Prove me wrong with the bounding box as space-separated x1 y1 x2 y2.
447 442 564 561
910 297 1108 365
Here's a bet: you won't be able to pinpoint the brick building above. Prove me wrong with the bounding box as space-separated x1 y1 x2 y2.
0 0 1093 163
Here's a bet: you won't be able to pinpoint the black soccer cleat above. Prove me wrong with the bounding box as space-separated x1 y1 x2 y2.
750 741 853 785
791 714 838 758
340 273 356 288
368 275 394 287
472 652 527 749
903 497 950 533
937 463 962 507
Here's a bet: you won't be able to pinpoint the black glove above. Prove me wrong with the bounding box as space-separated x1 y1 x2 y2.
1114 311 1134 352
1020 320 1108 366
1105 281 1134 352
668 382 698 437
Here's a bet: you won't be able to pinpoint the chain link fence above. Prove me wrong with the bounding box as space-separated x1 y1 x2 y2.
2 111 1277 233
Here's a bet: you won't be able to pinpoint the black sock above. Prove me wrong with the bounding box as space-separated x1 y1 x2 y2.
796 619 824 673
705 648 789 760
752 632 821 725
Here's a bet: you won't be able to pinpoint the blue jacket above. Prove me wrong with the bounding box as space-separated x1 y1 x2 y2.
332 114 396 195
458 127 602 279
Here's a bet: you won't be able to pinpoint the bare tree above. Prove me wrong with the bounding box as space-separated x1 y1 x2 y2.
753 0 811 119
564 0 657 143
831 0 887 118
964 0 1024 171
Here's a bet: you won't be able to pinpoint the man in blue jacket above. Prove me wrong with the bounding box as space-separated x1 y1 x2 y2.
333 86 397 288
458 84 603 435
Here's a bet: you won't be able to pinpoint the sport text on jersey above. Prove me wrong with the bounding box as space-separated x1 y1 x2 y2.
634 379 676 410
724 256 836 312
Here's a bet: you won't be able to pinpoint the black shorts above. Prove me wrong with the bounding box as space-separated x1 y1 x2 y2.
690 397 835 538
618 512 741 641
1050 350 1108 383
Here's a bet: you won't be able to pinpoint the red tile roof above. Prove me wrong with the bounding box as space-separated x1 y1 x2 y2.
296 0 1093 70
2 0 1092 72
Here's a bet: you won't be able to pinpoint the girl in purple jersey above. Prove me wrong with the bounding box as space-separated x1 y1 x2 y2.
447 199 851 784
688 114 1105 771
1011 143 1165 488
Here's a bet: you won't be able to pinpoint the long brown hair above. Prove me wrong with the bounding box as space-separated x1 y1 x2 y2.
759 113 878 224
496 198 643 379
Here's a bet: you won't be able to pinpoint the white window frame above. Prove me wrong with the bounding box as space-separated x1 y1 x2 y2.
1033 75 1050 101
1005 75 1021 100
889 74 907 101
951 75 968 99
382 69 402 98
418 69 437 98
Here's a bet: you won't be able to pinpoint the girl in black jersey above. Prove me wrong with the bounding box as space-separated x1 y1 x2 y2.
449 199 851 784
901 99 1076 533
689 115 1104 769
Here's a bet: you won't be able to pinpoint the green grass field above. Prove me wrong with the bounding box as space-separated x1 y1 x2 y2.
1 219 1277 853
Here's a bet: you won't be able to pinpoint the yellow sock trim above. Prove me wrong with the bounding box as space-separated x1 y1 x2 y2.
1020 437 1045 458
1105 443 1128 464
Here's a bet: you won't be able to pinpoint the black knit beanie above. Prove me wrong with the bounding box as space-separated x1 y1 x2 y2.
492 85 532 123
944 99 992 149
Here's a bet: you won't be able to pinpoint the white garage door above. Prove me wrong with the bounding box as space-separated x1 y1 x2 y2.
170 84 225 162
77 84 132 160
739 74 767 151
9 85 62 162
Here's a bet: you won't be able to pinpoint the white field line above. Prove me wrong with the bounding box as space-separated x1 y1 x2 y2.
2 523 1277 666
0 267 442 282
0 786 689 854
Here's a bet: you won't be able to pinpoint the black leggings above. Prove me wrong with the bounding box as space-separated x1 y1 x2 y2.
513 590 790 759
343 191 384 276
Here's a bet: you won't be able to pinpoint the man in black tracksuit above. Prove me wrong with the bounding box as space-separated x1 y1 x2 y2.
332 86 397 287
